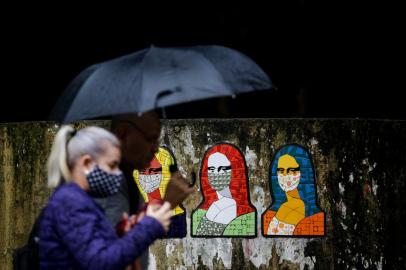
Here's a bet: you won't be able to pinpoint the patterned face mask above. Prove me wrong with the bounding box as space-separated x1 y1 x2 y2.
86 165 123 198
277 172 301 192
139 174 162 193
208 171 232 191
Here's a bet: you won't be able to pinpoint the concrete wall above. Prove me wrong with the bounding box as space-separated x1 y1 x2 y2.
1 119 405 269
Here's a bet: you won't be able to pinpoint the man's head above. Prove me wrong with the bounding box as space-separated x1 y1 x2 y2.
111 111 161 170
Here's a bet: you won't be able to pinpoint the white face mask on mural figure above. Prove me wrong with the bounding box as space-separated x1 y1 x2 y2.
139 173 162 193
277 172 301 192
205 152 237 224
207 152 232 192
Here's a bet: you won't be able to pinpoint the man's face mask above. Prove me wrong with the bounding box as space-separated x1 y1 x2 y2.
207 152 232 191
86 165 124 198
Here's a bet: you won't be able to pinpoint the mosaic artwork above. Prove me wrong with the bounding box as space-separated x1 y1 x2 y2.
133 146 186 238
262 144 325 237
191 143 257 237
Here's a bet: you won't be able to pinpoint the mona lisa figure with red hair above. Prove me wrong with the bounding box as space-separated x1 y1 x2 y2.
191 143 256 237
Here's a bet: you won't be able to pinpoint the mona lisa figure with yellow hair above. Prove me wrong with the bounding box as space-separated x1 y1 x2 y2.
133 146 186 238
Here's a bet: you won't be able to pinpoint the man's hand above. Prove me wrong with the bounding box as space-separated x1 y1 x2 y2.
164 171 197 209
122 212 137 233
146 202 172 232
116 212 137 236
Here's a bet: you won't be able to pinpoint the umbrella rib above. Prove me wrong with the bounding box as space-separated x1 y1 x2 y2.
136 47 154 113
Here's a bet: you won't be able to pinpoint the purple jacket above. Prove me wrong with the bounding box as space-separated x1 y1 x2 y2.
39 183 165 270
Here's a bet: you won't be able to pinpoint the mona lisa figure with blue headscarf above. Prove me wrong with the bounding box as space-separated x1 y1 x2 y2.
262 144 325 236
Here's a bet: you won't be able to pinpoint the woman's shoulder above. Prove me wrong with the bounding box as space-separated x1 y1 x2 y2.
48 183 92 210
43 183 102 228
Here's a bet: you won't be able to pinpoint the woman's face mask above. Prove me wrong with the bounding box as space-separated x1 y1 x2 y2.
86 165 124 198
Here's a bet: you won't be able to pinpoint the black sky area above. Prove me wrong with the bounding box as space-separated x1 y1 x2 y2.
1 4 404 122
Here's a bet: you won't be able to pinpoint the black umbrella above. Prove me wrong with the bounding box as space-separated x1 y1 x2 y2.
51 45 272 123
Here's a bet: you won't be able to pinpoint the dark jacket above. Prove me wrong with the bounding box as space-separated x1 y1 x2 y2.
39 183 164 270
93 166 141 227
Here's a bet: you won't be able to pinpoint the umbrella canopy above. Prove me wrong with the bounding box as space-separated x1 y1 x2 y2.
51 45 272 123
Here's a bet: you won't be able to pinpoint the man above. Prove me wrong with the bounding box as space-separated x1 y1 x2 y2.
95 112 161 226
96 111 194 269
94 111 160 270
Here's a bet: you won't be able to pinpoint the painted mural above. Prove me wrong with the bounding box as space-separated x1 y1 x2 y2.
192 143 257 237
133 146 186 238
262 144 325 237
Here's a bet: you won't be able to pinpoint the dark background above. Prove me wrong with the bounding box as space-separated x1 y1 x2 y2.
1 3 404 122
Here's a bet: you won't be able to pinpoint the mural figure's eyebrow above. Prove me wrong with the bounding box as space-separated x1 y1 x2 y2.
208 166 215 170
277 168 285 171
217 166 231 172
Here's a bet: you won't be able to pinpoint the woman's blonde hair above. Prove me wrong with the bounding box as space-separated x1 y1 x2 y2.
47 125 120 188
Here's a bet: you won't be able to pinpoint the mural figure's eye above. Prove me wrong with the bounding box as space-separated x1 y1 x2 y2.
149 167 162 173
208 166 216 172
277 168 285 174
218 166 232 173
287 167 300 174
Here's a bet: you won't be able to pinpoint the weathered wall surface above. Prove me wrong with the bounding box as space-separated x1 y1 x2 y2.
1 119 405 269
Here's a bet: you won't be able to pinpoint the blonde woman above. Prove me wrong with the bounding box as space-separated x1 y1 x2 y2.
39 125 172 269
